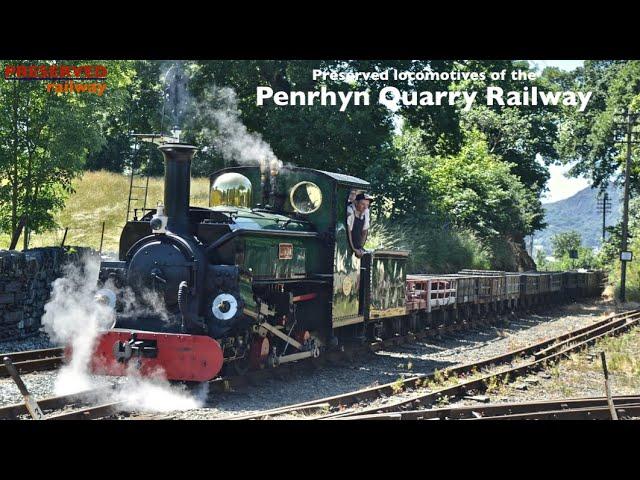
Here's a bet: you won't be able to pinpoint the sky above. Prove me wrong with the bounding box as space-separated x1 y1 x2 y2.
529 60 590 203
542 162 591 203
529 60 584 72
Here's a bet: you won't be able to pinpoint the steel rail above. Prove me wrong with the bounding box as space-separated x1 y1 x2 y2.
0 347 65 377
228 309 639 420
46 401 124 420
0 347 64 363
327 312 640 419
332 395 640 420
334 404 640 421
0 387 114 420
470 404 640 420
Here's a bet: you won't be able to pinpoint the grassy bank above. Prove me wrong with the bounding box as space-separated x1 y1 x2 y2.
0 171 210 254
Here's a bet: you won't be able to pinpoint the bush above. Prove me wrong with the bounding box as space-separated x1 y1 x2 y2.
366 218 491 273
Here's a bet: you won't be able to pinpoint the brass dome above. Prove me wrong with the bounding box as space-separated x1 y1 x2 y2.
210 172 253 208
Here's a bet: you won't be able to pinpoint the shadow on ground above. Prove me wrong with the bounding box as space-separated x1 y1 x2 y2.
198 300 616 415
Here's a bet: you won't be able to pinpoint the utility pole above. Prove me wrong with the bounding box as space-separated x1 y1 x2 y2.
529 234 534 257
614 107 640 303
596 190 612 243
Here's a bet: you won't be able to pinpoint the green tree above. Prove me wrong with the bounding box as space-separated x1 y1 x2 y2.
535 249 548 270
0 60 134 248
458 60 561 197
185 60 397 178
384 126 542 270
85 60 165 174
382 126 546 237
557 60 640 191
429 129 544 239
550 231 582 258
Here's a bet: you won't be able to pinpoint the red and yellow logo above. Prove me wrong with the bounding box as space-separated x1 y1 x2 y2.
4 64 108 96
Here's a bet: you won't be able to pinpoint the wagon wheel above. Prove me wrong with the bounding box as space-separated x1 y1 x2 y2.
407 313 418 334
386 316 403 337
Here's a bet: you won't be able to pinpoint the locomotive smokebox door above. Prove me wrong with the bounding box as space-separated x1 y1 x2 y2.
127 238 193 308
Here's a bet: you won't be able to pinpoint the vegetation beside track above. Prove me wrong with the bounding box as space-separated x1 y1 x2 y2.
0 171 210 254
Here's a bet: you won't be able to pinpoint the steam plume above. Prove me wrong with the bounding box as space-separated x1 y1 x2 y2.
195 86 283 172
41 253 203 412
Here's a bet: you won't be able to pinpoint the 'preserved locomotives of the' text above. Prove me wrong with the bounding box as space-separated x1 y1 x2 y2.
90 143 606 382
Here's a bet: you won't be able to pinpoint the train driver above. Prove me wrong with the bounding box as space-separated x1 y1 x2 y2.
347 192 372 258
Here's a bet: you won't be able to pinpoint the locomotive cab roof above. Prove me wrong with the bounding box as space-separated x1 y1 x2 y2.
208 165 370 189
209 165 370 233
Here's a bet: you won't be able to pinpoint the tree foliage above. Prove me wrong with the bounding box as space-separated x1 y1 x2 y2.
556 60 640 191
387 127 544 241
459 60 560 196
185 60 397 178
0 60 134 247
550 230 582 258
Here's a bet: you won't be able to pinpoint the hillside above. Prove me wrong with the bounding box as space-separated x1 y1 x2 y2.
535 183 621 254
0 171 211 255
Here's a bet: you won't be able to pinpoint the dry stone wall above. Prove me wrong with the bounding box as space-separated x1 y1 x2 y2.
0 247 99 341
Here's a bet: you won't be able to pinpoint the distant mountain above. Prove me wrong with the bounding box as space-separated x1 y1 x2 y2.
535 183 621 254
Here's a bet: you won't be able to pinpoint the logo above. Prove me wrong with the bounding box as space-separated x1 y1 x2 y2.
4 64 108 96
278 243 293 260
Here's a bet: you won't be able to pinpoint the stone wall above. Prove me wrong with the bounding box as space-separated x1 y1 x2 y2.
0 247 99 341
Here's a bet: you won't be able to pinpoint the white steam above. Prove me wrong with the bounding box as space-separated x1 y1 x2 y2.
196 86 283 172
116 365 206 412
41 256 113 395
41 253 204 413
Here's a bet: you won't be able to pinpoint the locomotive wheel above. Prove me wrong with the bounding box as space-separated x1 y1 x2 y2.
232 356 251 376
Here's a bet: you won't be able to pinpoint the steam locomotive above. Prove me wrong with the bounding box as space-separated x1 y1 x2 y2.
90 143 605 382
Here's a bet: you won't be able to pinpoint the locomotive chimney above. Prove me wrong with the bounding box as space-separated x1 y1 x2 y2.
158 143 197 234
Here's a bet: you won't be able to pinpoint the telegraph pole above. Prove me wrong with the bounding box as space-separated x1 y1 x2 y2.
596 190 612 243
614 108 639 303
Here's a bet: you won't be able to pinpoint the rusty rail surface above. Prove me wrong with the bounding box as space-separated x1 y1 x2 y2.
0 347 64 377
0 387 116 420
229 309 640 420
334 396 640 420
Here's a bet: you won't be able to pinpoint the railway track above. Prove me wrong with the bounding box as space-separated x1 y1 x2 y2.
205 311 510 394
205 303 588 395
336 396 640 420
0 386 122 420
0 303 630 420
0 308 505 392
0 303 602 392
229 309 640 420
0 347 64 377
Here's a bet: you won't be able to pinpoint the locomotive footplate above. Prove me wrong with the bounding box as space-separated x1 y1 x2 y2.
91 328 224 382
